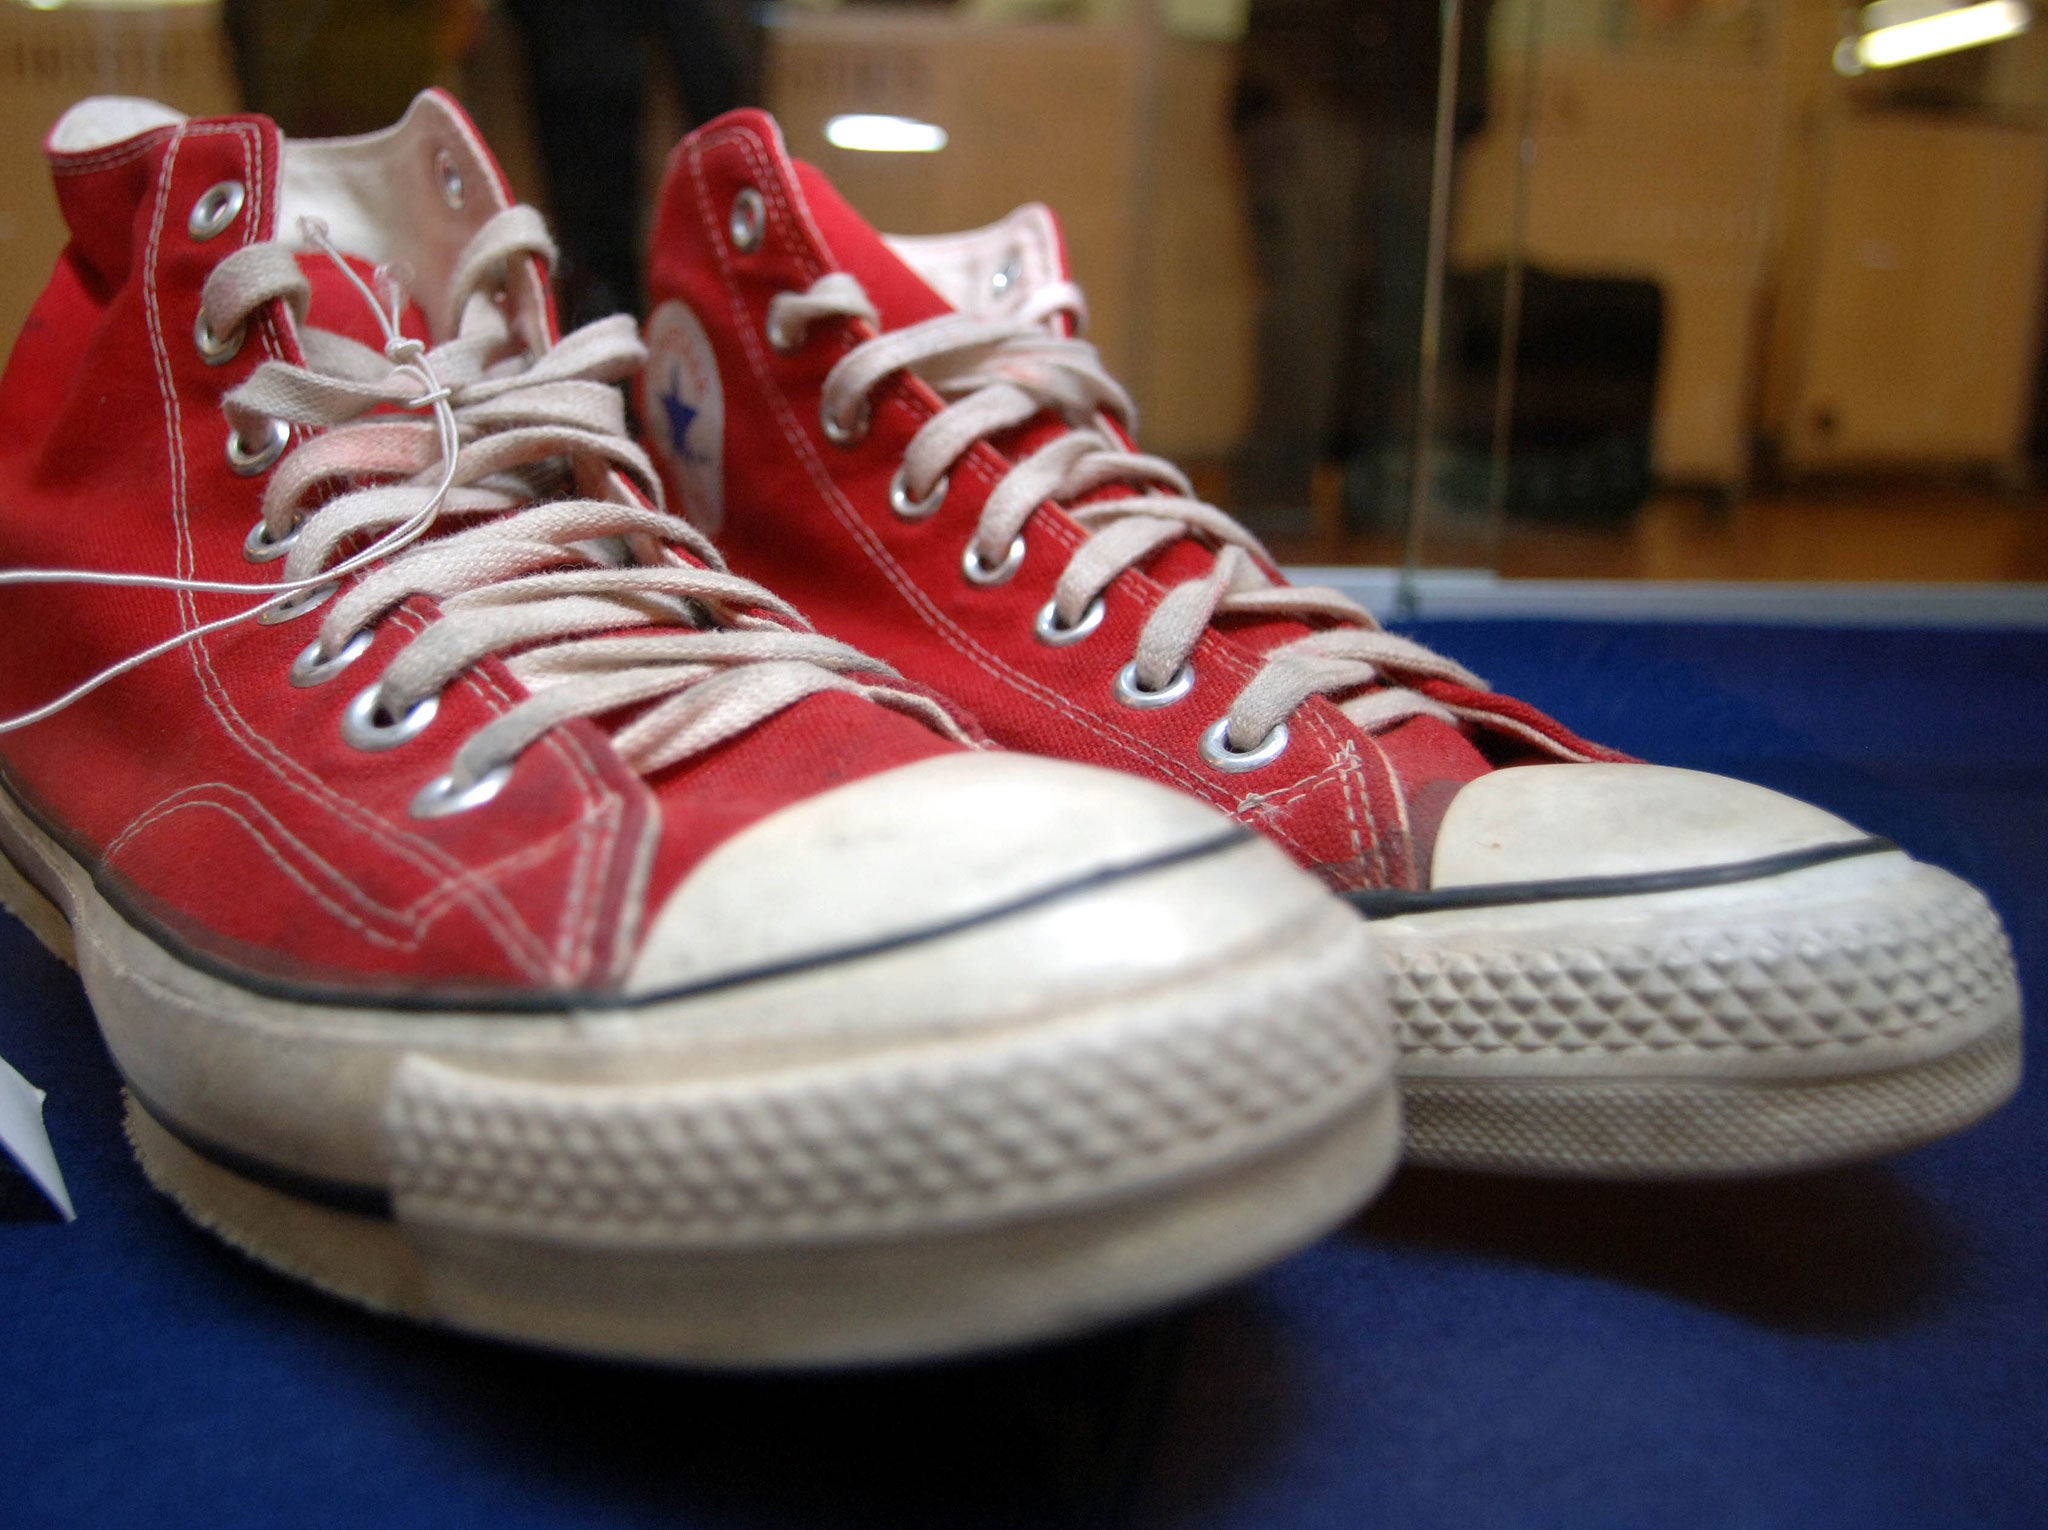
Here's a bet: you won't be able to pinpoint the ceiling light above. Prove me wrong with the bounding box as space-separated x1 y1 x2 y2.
823 115 949 154
1837 0 2033 73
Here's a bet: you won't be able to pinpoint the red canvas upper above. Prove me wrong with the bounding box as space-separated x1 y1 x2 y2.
0 96 957 999
643 112 1622 894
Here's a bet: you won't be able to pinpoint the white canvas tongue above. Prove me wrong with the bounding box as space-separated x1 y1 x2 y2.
49 91 527 347
884 204 1069 326
274 91 525 343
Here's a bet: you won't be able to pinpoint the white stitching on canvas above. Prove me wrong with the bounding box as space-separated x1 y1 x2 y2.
699 132 1320 830
145 126 556 981
108 789 415 949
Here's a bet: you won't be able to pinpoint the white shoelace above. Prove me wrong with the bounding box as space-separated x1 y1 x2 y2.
767 274 1486 761
0 212 963 816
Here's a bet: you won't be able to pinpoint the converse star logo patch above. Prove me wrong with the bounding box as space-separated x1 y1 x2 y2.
659 386 704 465
641 298 725 535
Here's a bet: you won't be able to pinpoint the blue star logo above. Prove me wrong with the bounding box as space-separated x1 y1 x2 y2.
659 365 704 466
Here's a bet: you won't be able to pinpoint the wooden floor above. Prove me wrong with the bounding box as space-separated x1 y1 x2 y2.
1215 469 2048 583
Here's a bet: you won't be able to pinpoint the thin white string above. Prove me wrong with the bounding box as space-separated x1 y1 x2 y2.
0 218 462 736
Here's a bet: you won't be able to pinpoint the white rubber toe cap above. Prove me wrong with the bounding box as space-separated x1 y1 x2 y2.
1432 763 1871 888
627 752 1343 1003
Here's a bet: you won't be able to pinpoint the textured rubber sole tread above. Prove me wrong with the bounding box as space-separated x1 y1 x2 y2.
1402 1010 2021 1177
1382 857 2022 1174
389 917 1391 1246
1386 869 2014 1059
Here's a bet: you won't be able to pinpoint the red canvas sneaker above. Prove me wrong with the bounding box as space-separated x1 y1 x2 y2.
641 112 2021 1178
0 93 1401 1364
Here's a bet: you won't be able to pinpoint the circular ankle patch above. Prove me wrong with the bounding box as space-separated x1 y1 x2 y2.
641 299 725 535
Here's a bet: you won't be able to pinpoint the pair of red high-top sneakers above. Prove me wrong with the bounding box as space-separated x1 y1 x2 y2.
0 93 2018 1367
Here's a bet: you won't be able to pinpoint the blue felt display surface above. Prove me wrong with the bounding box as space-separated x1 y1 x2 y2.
2 618 2042 1529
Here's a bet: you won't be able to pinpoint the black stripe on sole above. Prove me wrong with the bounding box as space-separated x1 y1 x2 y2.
1347 836 1898 919
125 1076 394 1219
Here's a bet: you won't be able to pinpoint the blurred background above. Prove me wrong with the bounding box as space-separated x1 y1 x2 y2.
5 0 2048 592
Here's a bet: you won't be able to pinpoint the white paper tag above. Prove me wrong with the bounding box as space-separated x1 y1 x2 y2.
0 1053 74 1221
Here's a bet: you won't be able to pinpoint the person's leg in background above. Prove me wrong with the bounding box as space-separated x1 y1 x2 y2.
649 0 755 123
1341 1 1493 531
1342 121 1436 530
1230 81 1368 538
503 0 650 326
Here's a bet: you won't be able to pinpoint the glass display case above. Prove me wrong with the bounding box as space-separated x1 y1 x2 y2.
5 0 2047 603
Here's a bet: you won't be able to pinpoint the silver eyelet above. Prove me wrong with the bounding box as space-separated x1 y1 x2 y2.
256 581 337 625
888 465 948 521
243 518 297 562
188 181 245 241
341 683 439 751
288 629 373 687
991 256 1019 297
434 148 465 210
729 187 766 252
411 763 513 819
227 417 289 475
193 309 245 365
1199 716 1291 773
961 534 1025 587
1034 596 1105 646
765 307 805 354
821 396 870 447
1115 660 1194 709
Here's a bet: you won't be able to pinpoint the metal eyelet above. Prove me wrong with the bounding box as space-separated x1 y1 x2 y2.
341 683 438 751
729 187 766 252
1199 716 1291 773
193 309 245 365
257 581 337 625
1115 660 1194 709
411 762 513 819
227 417 289 475
1034 596 1105 646
189 181 245 241
243 518 298 562
288 629 372 687
821 395 870 447
961 534 1025 587
991 256 1019 297
765 307 805 354
434 148 465 210
888 464 948 521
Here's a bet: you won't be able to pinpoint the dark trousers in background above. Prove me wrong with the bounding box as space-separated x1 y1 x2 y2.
1232 105 1433 533
505 0 755 327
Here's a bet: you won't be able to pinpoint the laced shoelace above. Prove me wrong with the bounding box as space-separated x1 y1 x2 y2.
0 210 962 817
768 273 1486 765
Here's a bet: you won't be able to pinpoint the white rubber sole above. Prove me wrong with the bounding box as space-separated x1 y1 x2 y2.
1379 850 2022 1176
127 1084 1397 1366
0 791 1398 1366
